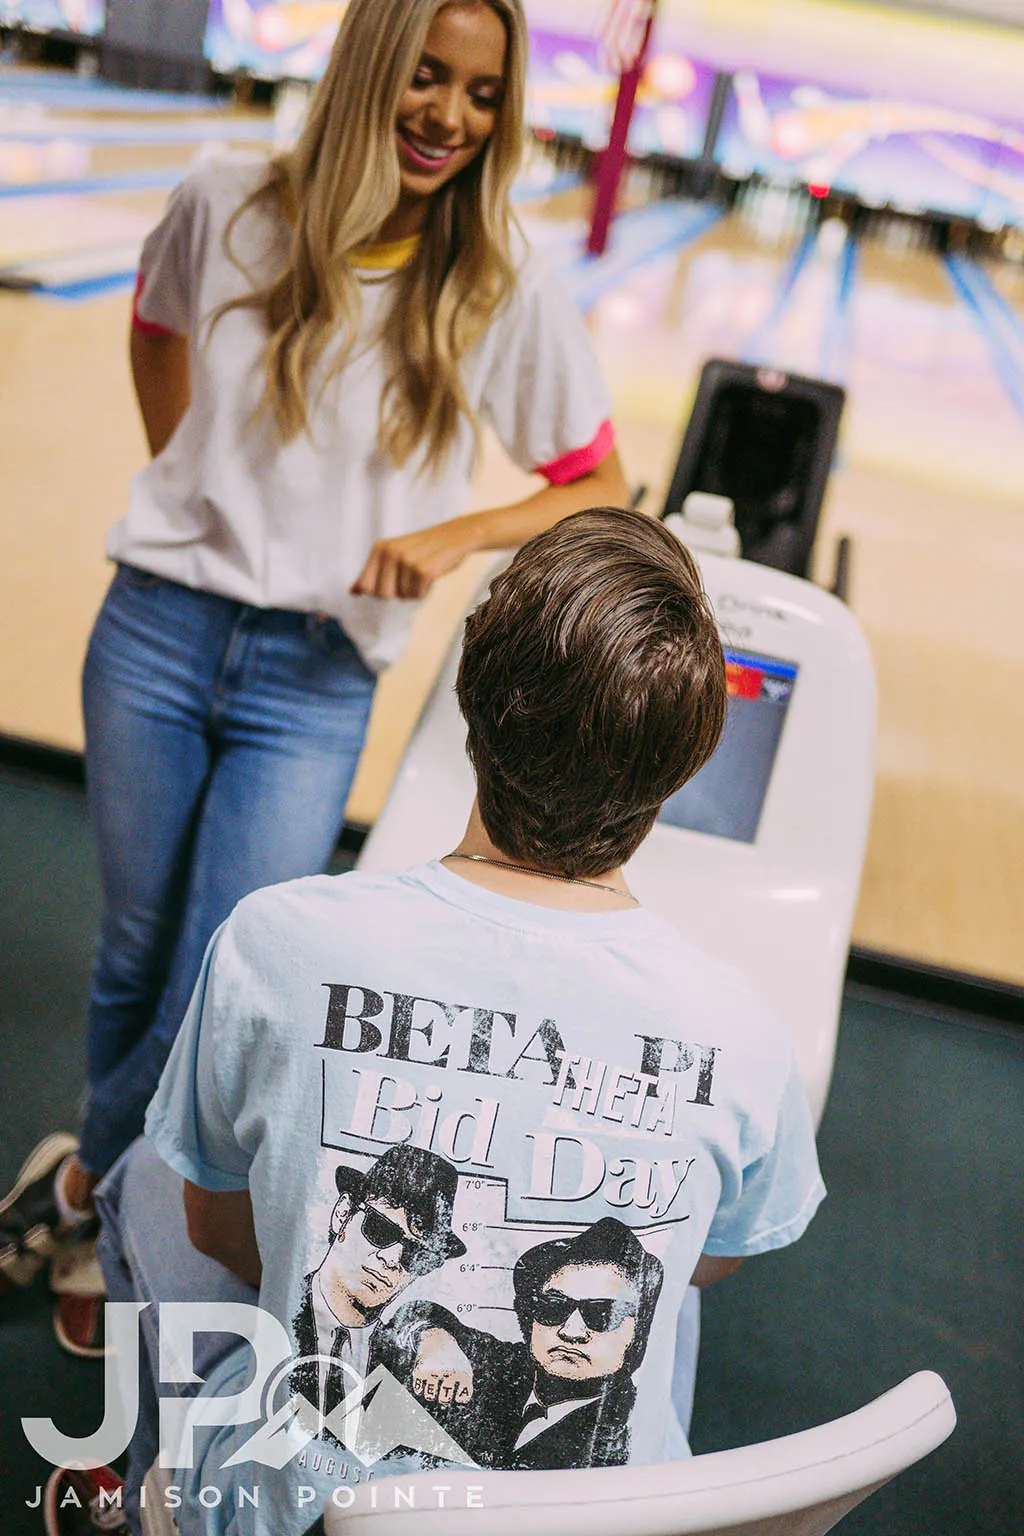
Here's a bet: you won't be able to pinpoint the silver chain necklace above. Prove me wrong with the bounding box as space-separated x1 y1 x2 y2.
444 852 638 902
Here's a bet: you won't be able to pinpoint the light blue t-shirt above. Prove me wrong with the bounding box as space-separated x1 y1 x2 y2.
147 861 824 1534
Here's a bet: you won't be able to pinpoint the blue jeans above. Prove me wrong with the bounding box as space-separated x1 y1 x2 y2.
96 1140 700 1536
79 565 376 1175
98 1143 459 1536
95 1137 257 1536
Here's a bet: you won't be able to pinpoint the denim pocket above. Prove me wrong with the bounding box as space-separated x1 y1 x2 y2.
306 613 360 662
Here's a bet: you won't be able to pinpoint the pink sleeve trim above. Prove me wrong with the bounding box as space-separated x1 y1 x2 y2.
131 272 178 338
534 419 615 485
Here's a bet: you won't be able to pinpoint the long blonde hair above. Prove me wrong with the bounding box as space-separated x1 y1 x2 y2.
217 0 527 471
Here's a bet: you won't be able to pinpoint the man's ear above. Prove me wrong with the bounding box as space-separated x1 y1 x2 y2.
329 1192 356 1241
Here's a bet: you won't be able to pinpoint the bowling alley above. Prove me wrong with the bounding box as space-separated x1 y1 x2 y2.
0 2 1020 1534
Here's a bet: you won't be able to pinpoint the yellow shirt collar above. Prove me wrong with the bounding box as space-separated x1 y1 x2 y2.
279 184 419 271
349 234 420 271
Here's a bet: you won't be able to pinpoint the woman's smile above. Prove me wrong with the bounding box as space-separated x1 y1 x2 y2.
397 125 462 171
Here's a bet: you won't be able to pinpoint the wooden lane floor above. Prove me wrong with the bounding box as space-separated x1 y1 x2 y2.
580 208 1024 984
1 80 1022 985
822 241 1023 985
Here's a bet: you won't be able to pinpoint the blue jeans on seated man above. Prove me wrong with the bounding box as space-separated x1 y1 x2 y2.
97 1139 702 1536
79 564 376 1177
95 1138 258 1536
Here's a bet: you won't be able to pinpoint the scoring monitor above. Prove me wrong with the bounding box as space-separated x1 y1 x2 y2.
658 648 799 843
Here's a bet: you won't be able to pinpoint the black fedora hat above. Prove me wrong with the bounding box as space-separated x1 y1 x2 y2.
334 1144 466 1261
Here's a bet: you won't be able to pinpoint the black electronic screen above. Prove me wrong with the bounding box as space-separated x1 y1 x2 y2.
657 648 798 844
693 385 820 550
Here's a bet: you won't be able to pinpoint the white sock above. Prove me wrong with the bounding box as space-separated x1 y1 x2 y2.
53 1156 90 1228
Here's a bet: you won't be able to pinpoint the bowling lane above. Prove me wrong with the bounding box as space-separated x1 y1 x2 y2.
0 189 163 266
0 139 218 185
574 203 804 502
1 70 1022 980
564 200 1024 982
0 80 271 280
989 260 1024 317
827 239 1024 981
844 240 1024 497
571 191 862 503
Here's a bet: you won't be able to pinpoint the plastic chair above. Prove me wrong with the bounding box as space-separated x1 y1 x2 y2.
311 1371 954 1536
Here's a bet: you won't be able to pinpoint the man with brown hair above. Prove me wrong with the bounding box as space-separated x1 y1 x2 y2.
94 506 823 1536
454 506 727 883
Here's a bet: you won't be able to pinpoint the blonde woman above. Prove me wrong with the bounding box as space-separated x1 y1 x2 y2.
0 0 628 1338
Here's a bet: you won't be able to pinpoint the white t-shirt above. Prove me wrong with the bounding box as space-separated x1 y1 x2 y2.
113 155 613 672
147 861 824 1535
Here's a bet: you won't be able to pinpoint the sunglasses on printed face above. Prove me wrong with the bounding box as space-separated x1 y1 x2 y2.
532 1289 637 1333
357 1203 443 1276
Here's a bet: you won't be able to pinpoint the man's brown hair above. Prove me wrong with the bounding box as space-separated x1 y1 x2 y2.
456 507 727 877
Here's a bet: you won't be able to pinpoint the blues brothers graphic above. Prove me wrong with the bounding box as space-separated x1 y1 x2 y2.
286 975 718 1471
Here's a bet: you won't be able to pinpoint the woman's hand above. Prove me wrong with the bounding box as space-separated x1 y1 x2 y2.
350 446 631 601
350 519 480 600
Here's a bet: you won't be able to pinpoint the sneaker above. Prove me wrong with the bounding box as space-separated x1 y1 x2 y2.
51 1237 108 1359
0 1133 93 1292
43 1466 128 1535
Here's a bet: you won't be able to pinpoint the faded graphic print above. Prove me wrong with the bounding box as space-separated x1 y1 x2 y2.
285 980 715 1473
290 1145 466 1428
386 1217 664 1468
292 1165 665 1472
